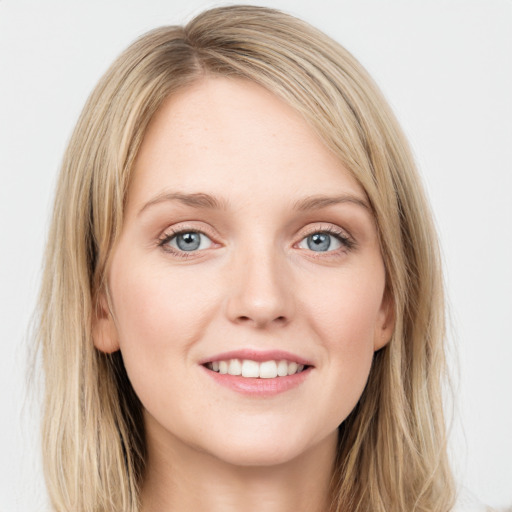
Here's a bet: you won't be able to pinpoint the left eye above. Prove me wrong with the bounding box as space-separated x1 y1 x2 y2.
166 231 213 252
298 232 343 252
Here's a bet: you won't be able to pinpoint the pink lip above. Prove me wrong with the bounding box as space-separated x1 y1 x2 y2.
200 365 312 397
198 349 313 366
198 349 314 397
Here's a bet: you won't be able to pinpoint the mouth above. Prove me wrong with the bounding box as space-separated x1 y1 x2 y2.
199 350 314 395
203 358 311 378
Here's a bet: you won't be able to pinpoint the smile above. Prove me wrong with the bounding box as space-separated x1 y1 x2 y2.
200 350 314 395
205 359 308 378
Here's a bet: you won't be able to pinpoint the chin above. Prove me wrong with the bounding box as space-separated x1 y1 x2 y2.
211 444 306 468
202 427 328 469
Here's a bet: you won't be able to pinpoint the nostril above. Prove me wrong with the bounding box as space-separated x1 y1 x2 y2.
235 314 288 326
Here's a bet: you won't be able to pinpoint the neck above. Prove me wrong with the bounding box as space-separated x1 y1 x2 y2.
140 416 337 512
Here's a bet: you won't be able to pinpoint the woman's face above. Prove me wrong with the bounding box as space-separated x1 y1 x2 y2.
95 77 393 467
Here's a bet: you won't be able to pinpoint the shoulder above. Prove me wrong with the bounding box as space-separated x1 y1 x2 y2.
452 488 500 512
452 506 493 512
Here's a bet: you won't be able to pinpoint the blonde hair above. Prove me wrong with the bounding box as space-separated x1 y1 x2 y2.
35 5 455 511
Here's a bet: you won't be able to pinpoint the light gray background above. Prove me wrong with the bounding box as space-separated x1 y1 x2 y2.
1 1 511 510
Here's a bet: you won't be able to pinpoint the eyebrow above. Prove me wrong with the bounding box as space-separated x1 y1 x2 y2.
138 192 229 216
292 194 370 212
138 191 370 216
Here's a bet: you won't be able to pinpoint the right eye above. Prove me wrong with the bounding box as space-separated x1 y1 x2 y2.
297 232 344 252
159 230 213 253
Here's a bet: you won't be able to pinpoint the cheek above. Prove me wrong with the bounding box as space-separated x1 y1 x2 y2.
108 256 216 385
111 253 213 338
108 258 224 425
305 264 385 348
300 264 385 412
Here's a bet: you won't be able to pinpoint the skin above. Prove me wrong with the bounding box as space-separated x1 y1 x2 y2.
94 77 394 512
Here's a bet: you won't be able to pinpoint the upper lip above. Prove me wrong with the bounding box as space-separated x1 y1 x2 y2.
198 349 314 367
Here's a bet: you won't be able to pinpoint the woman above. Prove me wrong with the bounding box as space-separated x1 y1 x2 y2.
35 5 457 511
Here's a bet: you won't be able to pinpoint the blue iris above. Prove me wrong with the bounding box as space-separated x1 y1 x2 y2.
176 232 202 251
306 233 331 251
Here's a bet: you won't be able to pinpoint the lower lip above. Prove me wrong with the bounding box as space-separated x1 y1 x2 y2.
200 365 312 396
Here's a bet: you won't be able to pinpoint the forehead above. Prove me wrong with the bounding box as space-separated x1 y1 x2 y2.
127 77 366 213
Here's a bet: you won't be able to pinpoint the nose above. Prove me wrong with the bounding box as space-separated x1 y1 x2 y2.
225 245 294 329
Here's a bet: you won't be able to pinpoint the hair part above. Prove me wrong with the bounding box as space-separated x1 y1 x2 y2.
35 5 455 511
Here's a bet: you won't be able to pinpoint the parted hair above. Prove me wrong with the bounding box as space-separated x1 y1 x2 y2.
35 5 455 511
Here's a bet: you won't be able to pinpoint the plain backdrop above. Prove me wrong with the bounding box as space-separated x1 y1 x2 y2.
0 0 511 510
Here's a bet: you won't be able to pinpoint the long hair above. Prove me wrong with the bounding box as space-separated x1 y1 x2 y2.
35 5 455 511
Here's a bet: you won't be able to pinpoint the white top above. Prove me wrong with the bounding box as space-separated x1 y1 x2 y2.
452 488 494 511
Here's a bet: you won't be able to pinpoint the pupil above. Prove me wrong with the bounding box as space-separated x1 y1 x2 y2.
307 233 330 252
177 232 201 251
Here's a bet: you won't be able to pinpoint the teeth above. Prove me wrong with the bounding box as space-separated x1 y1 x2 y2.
259 360 277 379
288 361 298 375
241 360 259 378
207 358 307 378
228 359 242 376
277 360 288 376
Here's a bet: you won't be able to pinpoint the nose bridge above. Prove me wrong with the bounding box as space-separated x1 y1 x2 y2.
225 236 294 328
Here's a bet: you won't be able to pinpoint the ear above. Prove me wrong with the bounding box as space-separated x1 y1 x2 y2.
374 288 395 352
92 291 120 354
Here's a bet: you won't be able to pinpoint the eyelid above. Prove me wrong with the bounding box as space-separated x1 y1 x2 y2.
294 224 356 253
157 223 220 254
156 221 355 257
298 223 353 242
168 231 213 251
158 222 218 240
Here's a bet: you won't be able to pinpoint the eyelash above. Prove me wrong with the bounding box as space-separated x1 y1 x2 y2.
157 226 215 259
299 226 356 256
157 225 355 258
